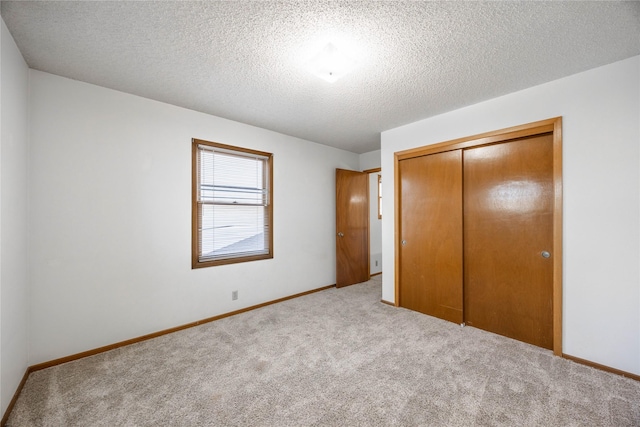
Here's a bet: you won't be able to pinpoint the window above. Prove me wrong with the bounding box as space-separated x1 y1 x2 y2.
192 139 273 268
378 174 382 219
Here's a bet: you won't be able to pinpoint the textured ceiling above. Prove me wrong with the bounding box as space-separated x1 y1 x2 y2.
2 1 639 153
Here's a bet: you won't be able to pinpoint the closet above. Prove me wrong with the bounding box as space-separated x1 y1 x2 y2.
396 119 561 352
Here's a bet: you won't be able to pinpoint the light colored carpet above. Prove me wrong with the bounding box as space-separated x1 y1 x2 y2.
7 276 640 426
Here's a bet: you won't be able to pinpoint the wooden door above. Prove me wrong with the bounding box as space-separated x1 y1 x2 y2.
399 151 463 323
463 134 554 349
336 169 369 288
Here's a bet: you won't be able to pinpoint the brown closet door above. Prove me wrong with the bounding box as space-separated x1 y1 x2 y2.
399 150 463 323
463 134 554 349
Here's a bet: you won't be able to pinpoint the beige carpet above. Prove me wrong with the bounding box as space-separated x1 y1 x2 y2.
7 276 640 426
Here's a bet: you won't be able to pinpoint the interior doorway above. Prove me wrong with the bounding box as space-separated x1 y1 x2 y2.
335 169 369 287
365 167 383 277
335 167 383 288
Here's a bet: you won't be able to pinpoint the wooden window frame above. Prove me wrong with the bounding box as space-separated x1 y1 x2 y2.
192 138 273 268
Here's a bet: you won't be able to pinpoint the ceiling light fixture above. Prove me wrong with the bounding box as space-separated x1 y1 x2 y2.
307 43 356 83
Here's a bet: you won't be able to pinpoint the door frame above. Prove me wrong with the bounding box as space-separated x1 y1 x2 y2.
393 117 563 356
363 167 382 278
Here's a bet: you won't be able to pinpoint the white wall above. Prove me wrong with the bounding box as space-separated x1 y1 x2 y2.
28 70 359 364
382 56 640 375
0 19 30 415
359 149 381 171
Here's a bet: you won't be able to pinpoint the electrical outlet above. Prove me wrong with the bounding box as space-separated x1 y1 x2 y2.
375 260 378 266
232 290 238 301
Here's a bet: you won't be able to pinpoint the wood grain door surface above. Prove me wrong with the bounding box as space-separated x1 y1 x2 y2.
335 169 369 288
399 151 463 323
463 134 554 349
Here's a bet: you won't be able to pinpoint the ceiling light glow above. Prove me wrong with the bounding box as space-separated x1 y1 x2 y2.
307 43 356 83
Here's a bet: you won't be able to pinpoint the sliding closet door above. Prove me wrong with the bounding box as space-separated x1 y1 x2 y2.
463 134 554 349
399 150 463 324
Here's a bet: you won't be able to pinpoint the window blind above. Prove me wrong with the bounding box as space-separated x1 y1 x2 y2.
197 144 271 262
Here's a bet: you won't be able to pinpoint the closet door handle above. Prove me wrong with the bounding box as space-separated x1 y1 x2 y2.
401 240 407 246
541 251 551 258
